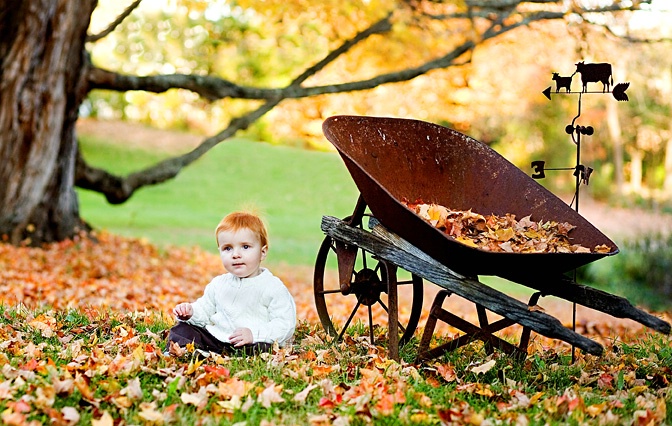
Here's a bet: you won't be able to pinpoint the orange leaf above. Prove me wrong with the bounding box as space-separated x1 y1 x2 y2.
204 364 230 378
74 374 96 402
435 363 457 382
374 393 396 416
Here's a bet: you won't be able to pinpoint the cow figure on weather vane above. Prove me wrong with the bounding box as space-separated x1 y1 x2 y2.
544 61 630 101
535 60 631 204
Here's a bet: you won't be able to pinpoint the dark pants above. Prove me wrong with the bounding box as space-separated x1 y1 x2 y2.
167 322 272 356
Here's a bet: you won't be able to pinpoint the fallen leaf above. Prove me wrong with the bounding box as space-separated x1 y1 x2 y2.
91 411 114 426
181 386 208 408
258 383 285 408
294 384 318 403
218 395 242 412
74 374 96 402
169 341 187 357
138 401 165 422
61 406 80 423
120 377 143 400
318 396 336 409
471 359 496 375
586 401 607 417
436 363 457 382
186 357 205 376
597 372 614 390
219 377 253 399
204 364 230 378
374 393 396 416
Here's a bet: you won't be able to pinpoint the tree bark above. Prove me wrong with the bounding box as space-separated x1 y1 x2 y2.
0 0 96 245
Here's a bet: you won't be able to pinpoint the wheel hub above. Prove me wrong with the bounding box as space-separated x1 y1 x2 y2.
352 268 387 306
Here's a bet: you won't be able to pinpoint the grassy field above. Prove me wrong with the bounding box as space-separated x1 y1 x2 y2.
1 130 667 425
77 135 360 267
2 304 670 425
75 133 571 296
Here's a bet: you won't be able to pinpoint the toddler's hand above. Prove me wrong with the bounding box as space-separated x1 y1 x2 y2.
173 303 193 320
229 327 253 347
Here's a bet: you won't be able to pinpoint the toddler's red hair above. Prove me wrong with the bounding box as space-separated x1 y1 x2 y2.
215 211 269 248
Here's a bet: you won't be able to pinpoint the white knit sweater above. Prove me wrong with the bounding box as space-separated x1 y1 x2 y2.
185 268 296 347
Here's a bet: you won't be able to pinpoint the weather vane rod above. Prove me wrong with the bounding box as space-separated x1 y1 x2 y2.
536 61 630 363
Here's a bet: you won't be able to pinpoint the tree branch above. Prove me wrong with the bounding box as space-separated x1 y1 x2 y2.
86 1 657 102
75 149 128 204
88 68 265 101
74 5 568 202
77 14 393 202
88 14 393 101
87 0 143 43
78 0 663 202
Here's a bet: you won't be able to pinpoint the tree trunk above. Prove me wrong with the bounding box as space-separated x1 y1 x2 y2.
0 0 96 245
606 97 624 196
664 137 672 195
629 148 643 194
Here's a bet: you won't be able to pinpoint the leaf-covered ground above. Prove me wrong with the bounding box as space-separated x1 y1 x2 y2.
1 232 672 425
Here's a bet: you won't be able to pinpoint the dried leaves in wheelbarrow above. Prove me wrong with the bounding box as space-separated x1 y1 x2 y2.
403 200 612 254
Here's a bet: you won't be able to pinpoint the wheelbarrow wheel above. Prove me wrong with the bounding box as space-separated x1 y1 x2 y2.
314 233 423 347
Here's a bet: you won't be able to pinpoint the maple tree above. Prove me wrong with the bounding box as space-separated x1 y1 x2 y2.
0 0 661 246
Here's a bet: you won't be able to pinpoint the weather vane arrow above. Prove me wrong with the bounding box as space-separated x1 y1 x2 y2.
542 86 552 101
542 84 629 101
541 86 551 101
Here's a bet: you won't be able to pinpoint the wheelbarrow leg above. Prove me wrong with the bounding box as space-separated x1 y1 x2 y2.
417 290 451 361
386 263 399 361
417 289 534 362
518 292 542 353
476 304 493 355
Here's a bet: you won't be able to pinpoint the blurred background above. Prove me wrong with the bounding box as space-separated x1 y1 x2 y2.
74 0 672 308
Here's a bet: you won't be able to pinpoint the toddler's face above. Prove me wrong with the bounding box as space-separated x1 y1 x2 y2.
217 228 267 278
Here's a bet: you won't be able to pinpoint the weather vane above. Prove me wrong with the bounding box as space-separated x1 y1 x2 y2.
535 61 630 363
534 61 630 212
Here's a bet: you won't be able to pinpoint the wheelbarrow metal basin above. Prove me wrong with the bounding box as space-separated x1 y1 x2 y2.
323 115 619 279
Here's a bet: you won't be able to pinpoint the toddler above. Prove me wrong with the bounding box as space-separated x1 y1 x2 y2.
167 211 296 356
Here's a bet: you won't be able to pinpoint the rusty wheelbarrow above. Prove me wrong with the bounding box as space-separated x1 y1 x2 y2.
314 115 670 361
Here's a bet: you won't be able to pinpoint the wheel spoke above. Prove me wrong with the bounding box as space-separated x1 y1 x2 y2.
337 300 362 341
374 262 382 274
317 288 345 295
377 298 407 333
361 248 368 269
314 230 424 351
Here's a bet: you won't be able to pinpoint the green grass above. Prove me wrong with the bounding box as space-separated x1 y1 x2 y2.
77 136 360 266
77 134 535 298
2 305 672 425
